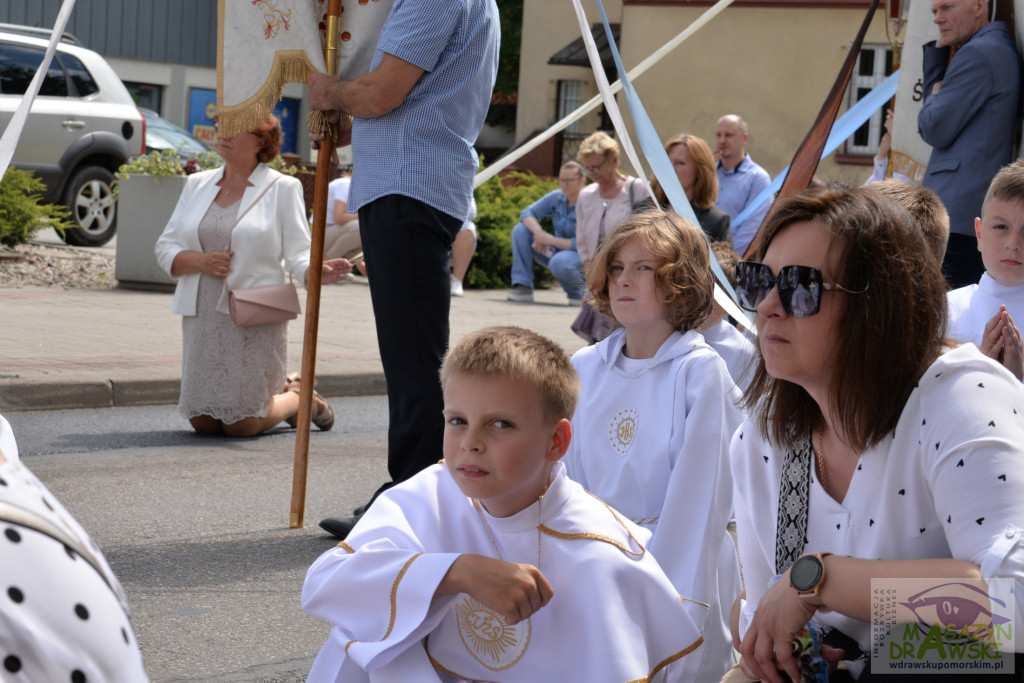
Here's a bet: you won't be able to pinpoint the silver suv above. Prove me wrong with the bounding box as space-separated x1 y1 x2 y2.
0 24 144 246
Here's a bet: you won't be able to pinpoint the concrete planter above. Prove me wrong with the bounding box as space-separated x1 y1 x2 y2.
115 174 187 291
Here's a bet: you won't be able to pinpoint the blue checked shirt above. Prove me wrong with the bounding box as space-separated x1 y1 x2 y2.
715 155 772 255
348 0 499 222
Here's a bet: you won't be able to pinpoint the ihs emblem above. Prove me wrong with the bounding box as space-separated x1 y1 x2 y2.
609 408 639 455
455 595 530 670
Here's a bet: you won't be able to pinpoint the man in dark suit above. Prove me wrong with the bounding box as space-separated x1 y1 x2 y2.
918 0 1022 288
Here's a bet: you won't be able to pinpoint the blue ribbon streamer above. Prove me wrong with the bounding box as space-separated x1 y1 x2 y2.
731 70 901 229
593 0 737 301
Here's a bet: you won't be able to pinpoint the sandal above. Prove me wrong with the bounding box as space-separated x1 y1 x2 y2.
282 375 333 431
312 390 335 432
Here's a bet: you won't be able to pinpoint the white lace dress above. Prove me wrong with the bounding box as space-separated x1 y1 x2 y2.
177 201 288 424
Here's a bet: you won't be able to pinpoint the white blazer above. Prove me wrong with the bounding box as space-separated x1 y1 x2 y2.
154 164 311 317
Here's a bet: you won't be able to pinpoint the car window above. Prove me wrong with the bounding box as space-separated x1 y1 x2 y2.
0 42 67 96
57 52 98 97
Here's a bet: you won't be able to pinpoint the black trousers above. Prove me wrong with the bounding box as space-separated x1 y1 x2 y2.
359 195 462 502
942 232 985 290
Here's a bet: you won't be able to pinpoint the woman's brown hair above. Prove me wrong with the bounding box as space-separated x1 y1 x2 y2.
251 114 282 163
649 134 719 210
587 209 714 333
743 185 948 451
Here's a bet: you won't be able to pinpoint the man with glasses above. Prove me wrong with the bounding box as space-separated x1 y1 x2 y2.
507 161 588 305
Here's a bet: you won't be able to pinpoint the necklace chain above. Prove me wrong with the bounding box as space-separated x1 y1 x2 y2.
473 495 543 570
815 429 829 492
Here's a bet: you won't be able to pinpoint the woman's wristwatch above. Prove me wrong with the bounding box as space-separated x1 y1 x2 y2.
789 552 833 605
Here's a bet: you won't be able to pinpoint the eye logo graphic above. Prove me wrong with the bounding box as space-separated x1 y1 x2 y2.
608 409 639 456
900 582 1009 643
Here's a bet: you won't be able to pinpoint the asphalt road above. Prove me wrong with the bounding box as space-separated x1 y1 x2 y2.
6 397 390 682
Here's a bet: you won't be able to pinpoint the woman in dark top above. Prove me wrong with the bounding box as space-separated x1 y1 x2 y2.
649 134 733 245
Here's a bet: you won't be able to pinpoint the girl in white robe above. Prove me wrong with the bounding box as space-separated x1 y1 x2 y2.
565 211 743 683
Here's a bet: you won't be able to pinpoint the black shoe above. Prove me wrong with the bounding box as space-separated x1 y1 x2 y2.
319 515 360 539
353 502 368 516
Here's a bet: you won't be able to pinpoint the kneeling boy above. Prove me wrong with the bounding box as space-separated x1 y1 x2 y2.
302 326 703 682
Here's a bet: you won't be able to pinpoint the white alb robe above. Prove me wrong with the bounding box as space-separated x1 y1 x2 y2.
302 462 704 682
948 274 1024 383
701 319 757 393
566 329 744 683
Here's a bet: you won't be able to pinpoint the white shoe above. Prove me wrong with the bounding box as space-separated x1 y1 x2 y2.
450 275 464 297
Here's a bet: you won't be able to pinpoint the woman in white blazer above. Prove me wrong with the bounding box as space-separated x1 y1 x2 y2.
155 115 350 437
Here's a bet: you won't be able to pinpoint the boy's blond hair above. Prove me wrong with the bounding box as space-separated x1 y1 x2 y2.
587 210 714 333
983 159 1024 211
440 326 579 422
871 179 950 263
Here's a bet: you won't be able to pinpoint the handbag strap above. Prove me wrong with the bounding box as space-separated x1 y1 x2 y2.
225 175 281 253
223 176 284 293
775 434 812 575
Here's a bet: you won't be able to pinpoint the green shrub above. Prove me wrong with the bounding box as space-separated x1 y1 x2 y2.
467 169 558 289
0 168 73 247
115 149 294 184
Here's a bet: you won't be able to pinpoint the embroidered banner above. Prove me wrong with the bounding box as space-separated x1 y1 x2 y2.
217 0 392 139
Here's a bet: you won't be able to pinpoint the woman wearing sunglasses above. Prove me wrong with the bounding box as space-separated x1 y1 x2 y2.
728 186 1024 682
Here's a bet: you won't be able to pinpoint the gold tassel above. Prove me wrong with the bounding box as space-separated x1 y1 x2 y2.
218 50 319 139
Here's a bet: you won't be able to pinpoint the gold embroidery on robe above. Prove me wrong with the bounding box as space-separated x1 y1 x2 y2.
608 408 639 456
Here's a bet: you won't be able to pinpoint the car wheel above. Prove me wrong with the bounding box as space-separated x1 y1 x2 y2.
62 166 118 247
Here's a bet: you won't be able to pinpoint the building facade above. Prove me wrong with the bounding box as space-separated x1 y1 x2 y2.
516 0 897 184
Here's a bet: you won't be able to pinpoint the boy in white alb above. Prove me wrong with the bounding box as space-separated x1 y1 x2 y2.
565 212 743 683
947 159 1024 381
302 326 704 682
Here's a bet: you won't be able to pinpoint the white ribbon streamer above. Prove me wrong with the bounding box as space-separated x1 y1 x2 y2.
0 0 78 182
474 0 737 188
570 0 753 331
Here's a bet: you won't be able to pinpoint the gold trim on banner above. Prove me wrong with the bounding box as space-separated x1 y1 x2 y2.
217 50 318 140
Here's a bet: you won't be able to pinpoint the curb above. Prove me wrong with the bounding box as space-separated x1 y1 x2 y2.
0 373 387 413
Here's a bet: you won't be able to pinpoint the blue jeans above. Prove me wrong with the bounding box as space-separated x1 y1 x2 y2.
510 222 585 299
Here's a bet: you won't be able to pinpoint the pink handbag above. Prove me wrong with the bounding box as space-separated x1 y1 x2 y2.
229 282 300 326
223 176 302 327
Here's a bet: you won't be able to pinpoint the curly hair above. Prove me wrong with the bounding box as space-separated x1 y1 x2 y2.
743 185 948 451
250 114 282 163
576 131 619 163
587 209 714 333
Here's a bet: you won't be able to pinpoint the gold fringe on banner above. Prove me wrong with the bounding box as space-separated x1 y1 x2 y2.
888 150 927 185
217 50 319 140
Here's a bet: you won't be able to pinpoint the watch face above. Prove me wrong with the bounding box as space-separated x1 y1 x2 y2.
790 555 823 592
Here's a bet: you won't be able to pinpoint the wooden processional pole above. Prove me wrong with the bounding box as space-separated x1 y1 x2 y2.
291 0 342 529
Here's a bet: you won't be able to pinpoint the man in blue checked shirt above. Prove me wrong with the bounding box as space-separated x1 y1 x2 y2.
308 0 499 539
507 161 588 306
714 114 772 256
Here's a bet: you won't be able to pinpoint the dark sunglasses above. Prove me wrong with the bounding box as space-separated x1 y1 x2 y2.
735 261 865 318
